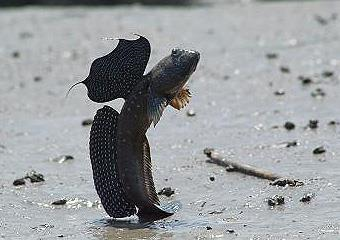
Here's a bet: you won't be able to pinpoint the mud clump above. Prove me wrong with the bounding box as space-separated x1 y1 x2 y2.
266 53 278 59
274 90 285 96
280 66 290 73
267 195 285 206
298 75 313 85
13 178 26 186
12 51 20 58
284 121 295 130
300 193 315 202
13 170 45 186
311 88 326 98
158 187 174 197
321 70 334 78
308 120 318 129
26 171 45 183
285 140 297 148
34 76 42 82
270 178 304 187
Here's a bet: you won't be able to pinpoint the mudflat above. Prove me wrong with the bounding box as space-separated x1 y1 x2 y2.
1 1 339 239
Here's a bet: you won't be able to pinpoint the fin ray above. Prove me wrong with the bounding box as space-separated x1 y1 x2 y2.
147 89 168 127
170 87 191 110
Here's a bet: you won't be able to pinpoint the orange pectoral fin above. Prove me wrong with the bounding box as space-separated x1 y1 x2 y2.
170 88 191 110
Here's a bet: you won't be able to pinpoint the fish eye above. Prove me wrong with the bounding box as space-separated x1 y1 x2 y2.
171 48 181 57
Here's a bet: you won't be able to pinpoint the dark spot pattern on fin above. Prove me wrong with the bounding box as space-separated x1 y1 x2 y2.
90 105 136 218
141 135 160 205
83 35 151 103
147 91 168 127
170 87 191 110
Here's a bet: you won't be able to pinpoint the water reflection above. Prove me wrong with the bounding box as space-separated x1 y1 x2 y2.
90 217 174 240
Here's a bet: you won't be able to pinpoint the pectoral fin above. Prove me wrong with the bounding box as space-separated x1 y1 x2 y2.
170 88 191 110
147 91 168 127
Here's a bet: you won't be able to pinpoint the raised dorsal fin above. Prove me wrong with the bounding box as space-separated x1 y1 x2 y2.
73 35 151 103
141 135 160 205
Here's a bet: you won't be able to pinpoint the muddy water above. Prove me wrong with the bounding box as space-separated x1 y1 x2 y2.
1 1 340 239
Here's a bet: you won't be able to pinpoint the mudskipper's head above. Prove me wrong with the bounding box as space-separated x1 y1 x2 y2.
147 48 200 127
150 48 200 97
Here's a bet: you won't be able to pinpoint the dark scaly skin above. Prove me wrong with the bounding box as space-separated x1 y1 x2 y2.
116 81 167 218
116 50 200 219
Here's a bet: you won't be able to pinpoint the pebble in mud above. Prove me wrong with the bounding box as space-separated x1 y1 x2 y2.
311 88 326 98
51 155 74 163
13 171 45 185
280 66 290 73
266 53 278 59
13 178 25 186
81 119 93 126
285 140 297 148
209 176 215 181
12 51 20 58
274 90 285 96
157 187 175 197
313 146 326 154
298 75 313 85
33 76 42 82
267 195 285 206
26 171 45 183
321 70 334 78
186 109 196 117
300 193 315 202
284 121 295 130
328 120 340 126
52 199 67 205
308 120 318 129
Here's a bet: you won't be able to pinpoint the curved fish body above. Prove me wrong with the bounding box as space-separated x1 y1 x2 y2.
116 49 200 219
84 35 200 220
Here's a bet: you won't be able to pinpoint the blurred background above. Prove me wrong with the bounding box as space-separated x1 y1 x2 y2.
1 0 339 239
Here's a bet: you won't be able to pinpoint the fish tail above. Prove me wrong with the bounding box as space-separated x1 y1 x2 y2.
137 201 181 221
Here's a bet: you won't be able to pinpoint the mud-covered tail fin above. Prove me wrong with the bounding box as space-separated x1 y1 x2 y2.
147 88 168 127
90 105 137 218
170 87 191 110
81 35 151 103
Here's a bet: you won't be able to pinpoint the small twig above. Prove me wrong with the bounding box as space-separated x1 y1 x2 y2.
204 148 303 186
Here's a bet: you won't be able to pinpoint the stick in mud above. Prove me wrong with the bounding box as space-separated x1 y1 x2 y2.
203 148 303 186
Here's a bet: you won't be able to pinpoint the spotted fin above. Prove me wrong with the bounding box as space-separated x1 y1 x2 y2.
77 35 150 103
147 92 168 127
90 105 136 218
170 88 191 110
